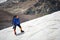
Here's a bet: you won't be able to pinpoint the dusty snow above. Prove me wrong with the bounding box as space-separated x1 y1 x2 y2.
0 0 7 3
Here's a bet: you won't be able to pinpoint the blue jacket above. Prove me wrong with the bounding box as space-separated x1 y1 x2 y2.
12 17 20 25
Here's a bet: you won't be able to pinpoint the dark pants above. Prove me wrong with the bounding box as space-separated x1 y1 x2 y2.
13 24 21 30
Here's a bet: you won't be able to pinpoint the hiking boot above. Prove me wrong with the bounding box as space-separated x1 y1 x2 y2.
21 30 24 32
14 32 16 35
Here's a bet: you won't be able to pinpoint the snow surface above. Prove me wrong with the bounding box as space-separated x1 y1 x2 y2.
0 0 7 3
0 11 60 40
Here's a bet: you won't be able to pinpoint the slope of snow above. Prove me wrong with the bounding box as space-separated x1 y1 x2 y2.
0 11 60 40
0 0 7 3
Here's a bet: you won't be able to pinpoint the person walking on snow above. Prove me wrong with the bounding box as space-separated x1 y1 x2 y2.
12 15 24 35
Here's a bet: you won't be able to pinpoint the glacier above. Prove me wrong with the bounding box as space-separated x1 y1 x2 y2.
0 11 60 40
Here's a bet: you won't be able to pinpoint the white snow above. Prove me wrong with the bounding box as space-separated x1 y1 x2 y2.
0 0 7 3
0 11 60 40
